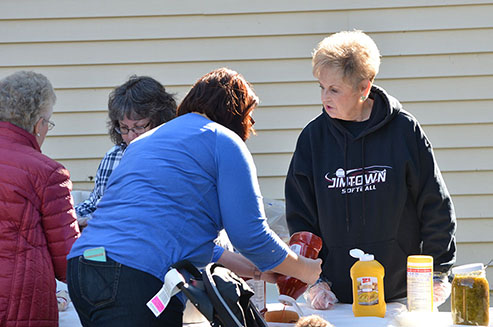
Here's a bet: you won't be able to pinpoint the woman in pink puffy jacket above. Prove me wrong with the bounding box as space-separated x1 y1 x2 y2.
0 71 80 327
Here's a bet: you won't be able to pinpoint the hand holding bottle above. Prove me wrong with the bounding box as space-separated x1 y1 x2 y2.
298 256 323 285
274 232 323 302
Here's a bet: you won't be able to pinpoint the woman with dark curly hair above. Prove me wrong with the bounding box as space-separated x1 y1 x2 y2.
67 68 321 327
75 75 176 225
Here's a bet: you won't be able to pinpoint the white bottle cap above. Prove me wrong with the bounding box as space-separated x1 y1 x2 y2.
349 248 374 261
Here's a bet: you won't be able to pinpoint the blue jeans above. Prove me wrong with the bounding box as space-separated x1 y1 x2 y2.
67 256 184 327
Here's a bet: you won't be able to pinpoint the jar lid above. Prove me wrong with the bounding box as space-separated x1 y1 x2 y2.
451 263 484 275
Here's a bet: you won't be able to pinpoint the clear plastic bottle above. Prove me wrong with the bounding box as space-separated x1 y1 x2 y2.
350 248 386 318
407 255 433 312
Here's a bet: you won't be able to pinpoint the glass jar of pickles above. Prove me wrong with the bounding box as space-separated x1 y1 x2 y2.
451 263 489 326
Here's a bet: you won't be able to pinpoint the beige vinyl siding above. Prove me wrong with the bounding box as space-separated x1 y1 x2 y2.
1 1 492 284
1 0 493 18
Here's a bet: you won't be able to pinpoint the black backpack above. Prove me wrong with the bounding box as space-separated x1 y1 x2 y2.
171 260 268 327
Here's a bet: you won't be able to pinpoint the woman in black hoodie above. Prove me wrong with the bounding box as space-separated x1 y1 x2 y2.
285 30 456 309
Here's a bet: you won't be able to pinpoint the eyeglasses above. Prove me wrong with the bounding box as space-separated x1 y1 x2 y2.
43 118 55 131
115 121 151 135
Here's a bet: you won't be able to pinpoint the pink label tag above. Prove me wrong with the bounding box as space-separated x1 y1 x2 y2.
151 296 165 313
146 268 185 317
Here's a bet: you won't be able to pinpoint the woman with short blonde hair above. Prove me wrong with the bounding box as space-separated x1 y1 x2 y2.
312 30 381 87
286 31 456 309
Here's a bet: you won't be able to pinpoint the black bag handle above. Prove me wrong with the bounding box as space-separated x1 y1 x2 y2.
170 260 215 322
171 259 202 279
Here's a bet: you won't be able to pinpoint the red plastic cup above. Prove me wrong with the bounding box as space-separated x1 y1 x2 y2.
276 231 323 303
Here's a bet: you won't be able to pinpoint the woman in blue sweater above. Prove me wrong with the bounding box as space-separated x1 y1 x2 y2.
67 68 322 326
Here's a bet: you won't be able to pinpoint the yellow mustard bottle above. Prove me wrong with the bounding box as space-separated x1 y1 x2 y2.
350 248 386 318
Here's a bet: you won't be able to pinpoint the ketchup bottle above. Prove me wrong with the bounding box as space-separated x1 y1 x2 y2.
276 231 323 304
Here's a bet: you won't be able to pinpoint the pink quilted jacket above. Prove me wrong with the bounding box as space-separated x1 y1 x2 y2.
0 122 80 327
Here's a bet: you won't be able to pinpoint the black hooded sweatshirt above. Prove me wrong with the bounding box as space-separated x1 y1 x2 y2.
285 85 456 303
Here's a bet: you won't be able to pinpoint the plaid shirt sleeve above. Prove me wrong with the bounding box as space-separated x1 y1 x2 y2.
75 144 125 218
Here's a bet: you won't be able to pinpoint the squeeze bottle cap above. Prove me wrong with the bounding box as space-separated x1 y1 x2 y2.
349 248 374 261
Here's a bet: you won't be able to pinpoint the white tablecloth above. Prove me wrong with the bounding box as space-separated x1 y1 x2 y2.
57 279 492 327
266 302 493 327
266 301 407 327
59 300 493 327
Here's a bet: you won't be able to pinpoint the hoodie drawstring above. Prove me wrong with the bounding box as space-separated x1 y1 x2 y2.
344 134 350 232
361 136 366 226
